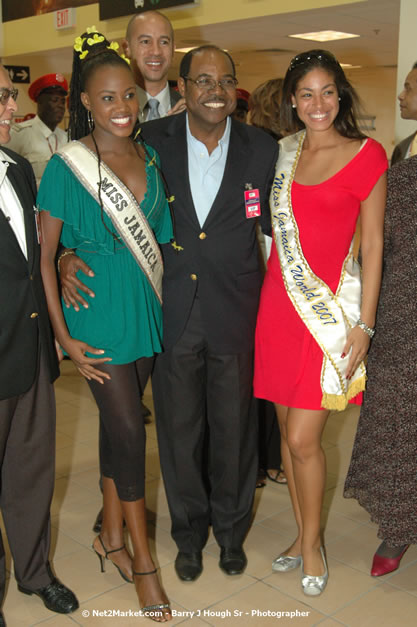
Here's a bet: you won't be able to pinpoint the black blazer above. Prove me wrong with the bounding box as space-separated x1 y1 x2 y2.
141 113 278 354
391 131 416 165
169 87 182 108
0 147 59 400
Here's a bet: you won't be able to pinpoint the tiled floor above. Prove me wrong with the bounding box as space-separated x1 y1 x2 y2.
4 360 416 626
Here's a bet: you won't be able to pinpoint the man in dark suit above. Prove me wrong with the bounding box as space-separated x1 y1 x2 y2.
123 10 183 122
391 62 417 165
141 46 278 581
58 45 278 580
0 63 78 623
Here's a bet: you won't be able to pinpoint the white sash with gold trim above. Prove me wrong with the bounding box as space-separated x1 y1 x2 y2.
271 130 366 410
58 141 163 304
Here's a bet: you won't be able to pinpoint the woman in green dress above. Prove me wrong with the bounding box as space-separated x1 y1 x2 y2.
39 31 172 622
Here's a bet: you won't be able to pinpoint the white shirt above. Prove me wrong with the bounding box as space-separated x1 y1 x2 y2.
8 115 67 186
187 115 231 227
137 83 172 122
0 150 28 258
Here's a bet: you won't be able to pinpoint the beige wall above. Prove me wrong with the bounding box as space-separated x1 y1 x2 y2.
2 0 366 56
346 67 397 158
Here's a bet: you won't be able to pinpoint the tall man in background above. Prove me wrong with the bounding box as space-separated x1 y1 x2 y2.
123 10 183 121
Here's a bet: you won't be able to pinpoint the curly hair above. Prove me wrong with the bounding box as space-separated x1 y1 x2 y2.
280 49 365 139
249 78 283 140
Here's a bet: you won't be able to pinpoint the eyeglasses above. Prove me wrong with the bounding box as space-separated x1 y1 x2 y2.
0 88 18 105
289 51 340 72
183 76 238 91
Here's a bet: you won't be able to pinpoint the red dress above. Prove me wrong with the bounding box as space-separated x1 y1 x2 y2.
254 138 388 410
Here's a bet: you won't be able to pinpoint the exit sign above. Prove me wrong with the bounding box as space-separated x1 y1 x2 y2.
54 8 76 30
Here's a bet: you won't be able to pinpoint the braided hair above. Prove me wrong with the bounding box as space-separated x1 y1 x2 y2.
68 28 178 246
68 30 131 140
68 30 137 240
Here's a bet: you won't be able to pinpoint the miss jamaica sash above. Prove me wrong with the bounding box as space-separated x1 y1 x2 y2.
58 141 163 304
271 131 366 410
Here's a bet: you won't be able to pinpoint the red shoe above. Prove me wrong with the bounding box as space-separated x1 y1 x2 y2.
371 546 409 577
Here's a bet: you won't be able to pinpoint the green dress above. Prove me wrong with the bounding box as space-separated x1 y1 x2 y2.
37 142 173 364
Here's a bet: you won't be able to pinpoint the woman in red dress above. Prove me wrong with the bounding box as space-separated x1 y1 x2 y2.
254 50 387 595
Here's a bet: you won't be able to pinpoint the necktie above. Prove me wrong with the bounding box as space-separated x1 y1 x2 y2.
146 98 160 121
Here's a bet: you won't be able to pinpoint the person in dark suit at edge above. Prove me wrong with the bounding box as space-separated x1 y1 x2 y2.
0 63 78 625
391 61 417 165
60 45 278 582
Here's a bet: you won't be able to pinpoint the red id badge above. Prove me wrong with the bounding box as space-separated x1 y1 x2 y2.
244 188 261 218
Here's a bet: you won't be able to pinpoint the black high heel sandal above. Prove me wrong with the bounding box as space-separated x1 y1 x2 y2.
133 568 171 622
92 535 133 583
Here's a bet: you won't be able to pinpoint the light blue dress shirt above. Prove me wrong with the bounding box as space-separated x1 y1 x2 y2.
186 115 231 227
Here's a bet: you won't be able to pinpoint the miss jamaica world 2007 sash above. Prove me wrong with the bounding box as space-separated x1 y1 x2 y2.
271 130 366 410
58 141 163 304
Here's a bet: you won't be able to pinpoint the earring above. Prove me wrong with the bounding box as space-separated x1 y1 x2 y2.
292 104 296 109
338 97 341 101
87 110 94 131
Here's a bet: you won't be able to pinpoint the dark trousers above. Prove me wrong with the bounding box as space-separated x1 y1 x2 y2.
258 399 282 471
0 344 55 602
152 297 257 552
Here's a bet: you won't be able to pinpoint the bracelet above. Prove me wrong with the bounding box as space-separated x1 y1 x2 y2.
356 318 375 338
57 250 75 273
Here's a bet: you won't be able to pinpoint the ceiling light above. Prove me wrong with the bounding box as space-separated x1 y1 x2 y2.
289 30 360 42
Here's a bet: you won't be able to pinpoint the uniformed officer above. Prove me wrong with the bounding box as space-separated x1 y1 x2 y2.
8 73 68 185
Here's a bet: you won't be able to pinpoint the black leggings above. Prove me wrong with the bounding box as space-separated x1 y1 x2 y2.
87 357 152 501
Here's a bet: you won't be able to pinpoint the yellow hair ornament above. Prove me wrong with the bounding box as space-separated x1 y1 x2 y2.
171 241 184 251
79 50 88 60
168 195 175 203
86 25 98 34
87 33 105 46
74 36 86 53
107 41 119 52
120 54 131 65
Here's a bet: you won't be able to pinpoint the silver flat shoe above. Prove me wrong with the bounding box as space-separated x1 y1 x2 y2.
272 554 302 572
301 547 328 596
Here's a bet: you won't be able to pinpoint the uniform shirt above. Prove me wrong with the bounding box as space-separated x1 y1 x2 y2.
0 150 27 258
137 83 172 122
187 114 231 227
8 115 67 186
